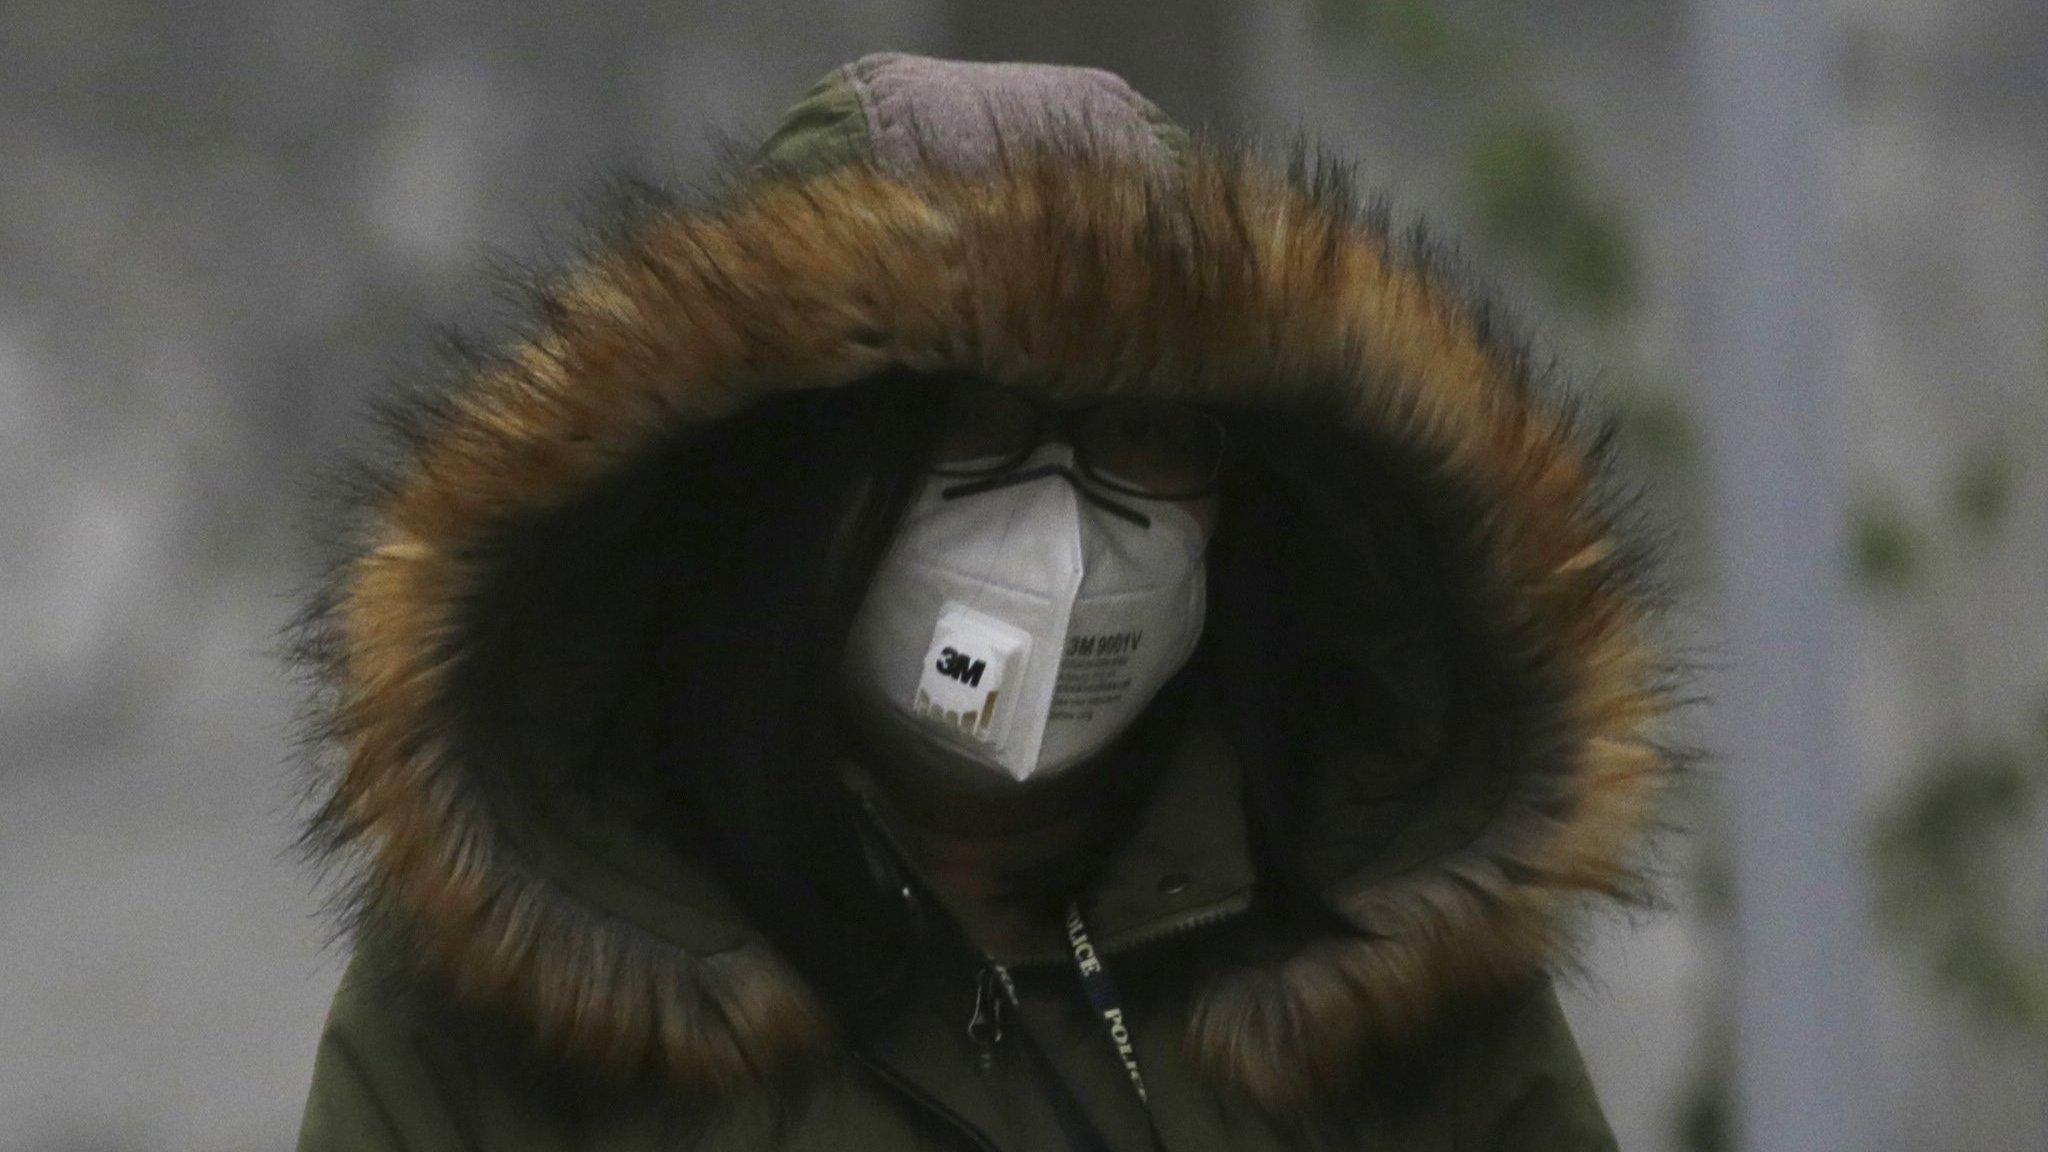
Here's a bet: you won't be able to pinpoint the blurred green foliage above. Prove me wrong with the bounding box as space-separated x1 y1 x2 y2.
1467 114 1638 320
1314 0 1474 70
1616 388 1701 468
1330 1 2048 1141
1950 440 2017 543
1673 1023 1736 1152
1858 441 2048 1047
1314 0 1641 328
1847 489 1928 593
1870 744 2048 1036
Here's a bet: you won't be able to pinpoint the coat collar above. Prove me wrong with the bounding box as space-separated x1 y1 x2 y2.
837 696 1257 972
1070 704 1255 962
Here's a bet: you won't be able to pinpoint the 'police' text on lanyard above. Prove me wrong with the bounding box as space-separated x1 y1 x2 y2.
1064 901 1149 1107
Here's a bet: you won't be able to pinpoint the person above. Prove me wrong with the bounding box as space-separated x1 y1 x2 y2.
291 52 1690 1151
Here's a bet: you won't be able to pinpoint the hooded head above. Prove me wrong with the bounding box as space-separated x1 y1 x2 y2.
291 52 1695 1116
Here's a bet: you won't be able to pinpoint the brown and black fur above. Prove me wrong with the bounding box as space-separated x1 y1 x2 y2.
287 131 1701 1120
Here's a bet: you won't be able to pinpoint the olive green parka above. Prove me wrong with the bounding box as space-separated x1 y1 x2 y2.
292 52 1689 1152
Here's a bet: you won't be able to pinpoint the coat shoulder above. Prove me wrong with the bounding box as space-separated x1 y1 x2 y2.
297 934 623 1152
1438 976 1620 1151
297 936 470 1152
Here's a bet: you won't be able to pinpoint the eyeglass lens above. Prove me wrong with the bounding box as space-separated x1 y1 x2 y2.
930 385 1222 498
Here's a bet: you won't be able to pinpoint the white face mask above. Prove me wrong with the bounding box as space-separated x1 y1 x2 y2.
839 443 1209 783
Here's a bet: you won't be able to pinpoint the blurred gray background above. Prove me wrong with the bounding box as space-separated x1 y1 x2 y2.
6 2 2046 1149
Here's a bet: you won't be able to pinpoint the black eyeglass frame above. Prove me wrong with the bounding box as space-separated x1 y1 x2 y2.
924 383 1230 502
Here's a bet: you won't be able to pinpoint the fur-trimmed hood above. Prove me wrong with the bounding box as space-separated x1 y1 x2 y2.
292 54 1691 1121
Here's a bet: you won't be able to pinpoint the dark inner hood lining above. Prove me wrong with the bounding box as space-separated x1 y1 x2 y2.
446 371 1542 922
295 141 1688 1111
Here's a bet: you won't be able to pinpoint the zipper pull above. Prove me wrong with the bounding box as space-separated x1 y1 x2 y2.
967 964 1006 1070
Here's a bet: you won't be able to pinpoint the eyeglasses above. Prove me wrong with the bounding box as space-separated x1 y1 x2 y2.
927 382 1227 501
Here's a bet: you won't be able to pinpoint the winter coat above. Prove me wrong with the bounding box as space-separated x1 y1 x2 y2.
291 52 1686 1151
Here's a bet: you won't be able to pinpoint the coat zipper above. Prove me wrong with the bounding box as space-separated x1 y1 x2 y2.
846 770 1251 1149
968 961 1011 1072
846 788 1008 1151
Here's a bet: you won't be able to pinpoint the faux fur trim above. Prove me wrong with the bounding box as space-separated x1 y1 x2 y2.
291 136 1693 1113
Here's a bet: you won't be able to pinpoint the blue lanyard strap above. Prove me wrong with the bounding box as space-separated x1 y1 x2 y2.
1064 901 1151 1108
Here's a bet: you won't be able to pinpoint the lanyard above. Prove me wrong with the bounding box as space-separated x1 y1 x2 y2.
1063 901 1151 1109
